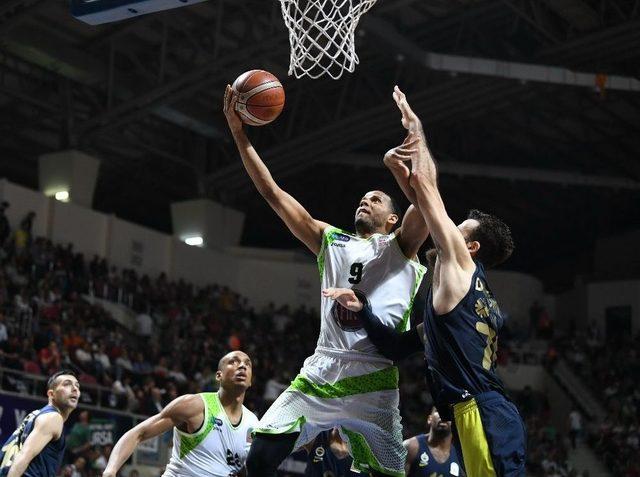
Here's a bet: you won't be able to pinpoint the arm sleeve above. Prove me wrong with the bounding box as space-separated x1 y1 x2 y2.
355 291 423 361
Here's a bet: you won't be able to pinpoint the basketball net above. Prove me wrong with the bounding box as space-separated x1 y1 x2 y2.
279 0 378 80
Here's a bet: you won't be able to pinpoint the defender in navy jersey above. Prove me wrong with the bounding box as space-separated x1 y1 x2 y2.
404 408 462 477
0 371 80 477
323 87 526 477
304 429 359 477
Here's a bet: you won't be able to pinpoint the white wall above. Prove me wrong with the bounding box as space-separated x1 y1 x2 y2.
171 240 236 288
234 258 320 310
487 270 549 329
108 218 171 277
586 280 640 334
51 200 108 258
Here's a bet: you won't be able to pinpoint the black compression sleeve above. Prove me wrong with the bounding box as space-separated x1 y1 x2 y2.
354 292 423 361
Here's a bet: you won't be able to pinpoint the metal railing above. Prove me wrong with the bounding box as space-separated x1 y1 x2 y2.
0 365 133 413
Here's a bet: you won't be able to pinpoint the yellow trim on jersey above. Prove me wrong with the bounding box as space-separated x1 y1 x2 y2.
453 398 497 477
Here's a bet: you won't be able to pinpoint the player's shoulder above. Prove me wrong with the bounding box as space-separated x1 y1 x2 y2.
33 410 64 436
403 435 421 453
323 225 356 238
165 393 205 416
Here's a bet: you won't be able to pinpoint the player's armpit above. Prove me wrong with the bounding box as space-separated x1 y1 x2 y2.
7 413 63 477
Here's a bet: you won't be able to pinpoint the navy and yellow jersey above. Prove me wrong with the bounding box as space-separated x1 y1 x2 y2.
408 435 462 477
305 432 359 477
423 261 505 410
0 405 65 477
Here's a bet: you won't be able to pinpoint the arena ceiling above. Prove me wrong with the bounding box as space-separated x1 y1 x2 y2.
1 0 639 290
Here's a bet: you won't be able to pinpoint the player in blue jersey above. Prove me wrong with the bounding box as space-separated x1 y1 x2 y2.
404 408 462 477
0 371 80 477
304 429 359 477
322 86 526 477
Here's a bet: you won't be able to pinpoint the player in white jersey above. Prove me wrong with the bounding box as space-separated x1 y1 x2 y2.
102 351 258 477
224 87 429 476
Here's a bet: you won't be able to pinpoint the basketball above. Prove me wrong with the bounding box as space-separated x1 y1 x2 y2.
232 70 285 126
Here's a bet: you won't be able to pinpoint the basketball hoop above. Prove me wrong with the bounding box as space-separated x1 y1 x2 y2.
279 0 378 80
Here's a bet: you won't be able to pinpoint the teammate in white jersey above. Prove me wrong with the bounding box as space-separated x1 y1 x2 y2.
102 351 258 477
224 87 429 476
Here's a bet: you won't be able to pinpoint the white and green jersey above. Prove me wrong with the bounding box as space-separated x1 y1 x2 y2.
163 393 259 477
254 226 426 476
317 225 426 356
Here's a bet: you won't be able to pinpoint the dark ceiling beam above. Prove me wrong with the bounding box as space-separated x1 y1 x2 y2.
322 153 640 189
76 35 289 140
536 17 640 63
2 22 223 139
208 78 526 192
365 16 640 91
84 15 160 50
499 0 563 44
531 88 640 178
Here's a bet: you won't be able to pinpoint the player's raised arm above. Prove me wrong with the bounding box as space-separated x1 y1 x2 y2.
392 86 475 273
103 395 203 477
383 135 429 258
223 85 328 255
7 413 63 477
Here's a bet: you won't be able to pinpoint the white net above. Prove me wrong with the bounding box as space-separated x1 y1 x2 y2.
279 0 378 80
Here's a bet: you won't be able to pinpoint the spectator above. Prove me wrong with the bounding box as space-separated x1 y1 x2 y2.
115 348 134 375
67 410 92 459
0 201 10 248
93 343 112 373
14 211 35 256
38 340 61 374
135 310 153 337
0 312 8 343
75 342 94 370
90 445 108 474
63 456 86 477
569 407 582 449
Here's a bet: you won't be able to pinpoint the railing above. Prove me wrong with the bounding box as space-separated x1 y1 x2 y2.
551 359 606 421
0 365 133 413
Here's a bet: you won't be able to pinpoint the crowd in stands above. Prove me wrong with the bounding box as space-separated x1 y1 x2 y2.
561 327 640 477
515 387 582 477
0 206 635 476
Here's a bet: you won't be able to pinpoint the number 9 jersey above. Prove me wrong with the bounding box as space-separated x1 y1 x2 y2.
253 225 425 476
317 226 426 356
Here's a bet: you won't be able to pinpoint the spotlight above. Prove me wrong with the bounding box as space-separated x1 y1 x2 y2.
184 236 204 247
54 191 70 202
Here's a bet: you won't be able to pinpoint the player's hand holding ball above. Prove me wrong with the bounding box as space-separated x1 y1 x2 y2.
223 85 244 134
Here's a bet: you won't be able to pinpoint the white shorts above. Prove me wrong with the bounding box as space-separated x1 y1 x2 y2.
255 347 406 476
